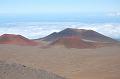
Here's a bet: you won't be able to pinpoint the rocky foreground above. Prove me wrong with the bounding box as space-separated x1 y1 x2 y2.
0 61 66 79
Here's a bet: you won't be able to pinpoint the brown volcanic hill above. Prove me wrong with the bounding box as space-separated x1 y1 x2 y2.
0 61 65 79
50 36 99 49
41 28 117 43
0 34 38 46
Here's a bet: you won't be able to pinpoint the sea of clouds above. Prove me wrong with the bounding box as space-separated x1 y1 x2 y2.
0 22 120 40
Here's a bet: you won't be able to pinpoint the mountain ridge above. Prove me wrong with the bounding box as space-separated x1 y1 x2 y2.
40 28 118 43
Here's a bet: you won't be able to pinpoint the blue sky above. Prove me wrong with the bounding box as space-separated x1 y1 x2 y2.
0 0 120 16
0 0 120 22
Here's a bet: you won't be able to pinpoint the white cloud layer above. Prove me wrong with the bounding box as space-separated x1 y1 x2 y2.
0 22 120 40
108 12 120 17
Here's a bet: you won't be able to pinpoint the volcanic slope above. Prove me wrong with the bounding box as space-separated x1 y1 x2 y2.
0 34 38 46
41 28 117 43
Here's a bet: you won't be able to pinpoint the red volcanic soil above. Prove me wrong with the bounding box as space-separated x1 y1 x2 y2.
0 34 38 46
50 36 99 49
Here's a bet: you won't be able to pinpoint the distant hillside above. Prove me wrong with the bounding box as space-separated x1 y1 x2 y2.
40 28 117 43
0 34 38 46
0 61 65 79
50 36 99 48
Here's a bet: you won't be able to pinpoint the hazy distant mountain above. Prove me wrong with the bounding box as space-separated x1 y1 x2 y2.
0 61 65 79
0 34 38 46
40 28 117 43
